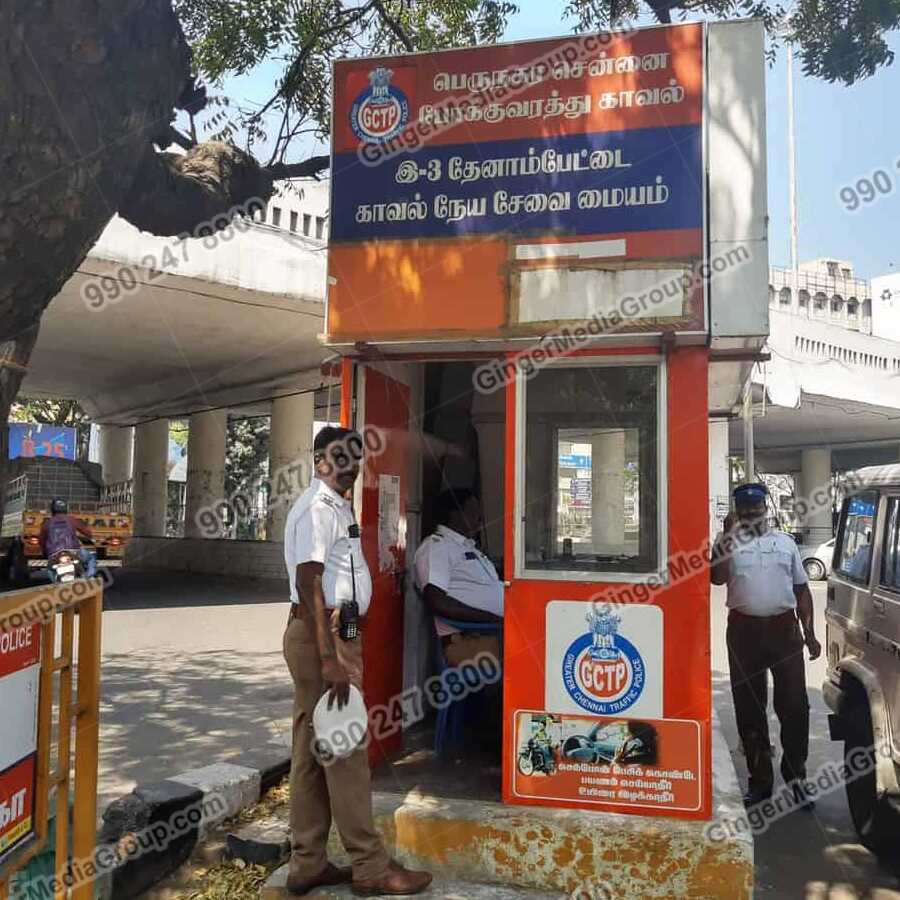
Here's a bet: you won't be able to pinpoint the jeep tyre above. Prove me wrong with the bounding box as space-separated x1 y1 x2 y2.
844 701 900 861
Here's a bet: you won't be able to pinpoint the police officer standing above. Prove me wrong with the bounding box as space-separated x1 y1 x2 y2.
282 426 432 896
711 482 822 809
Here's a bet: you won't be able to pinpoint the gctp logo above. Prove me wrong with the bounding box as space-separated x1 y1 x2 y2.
562 607 645 715
350 67 409 144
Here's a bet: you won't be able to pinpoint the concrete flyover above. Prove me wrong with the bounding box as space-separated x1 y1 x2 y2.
725 260 900 542
21 186 331 425
17 182 338 544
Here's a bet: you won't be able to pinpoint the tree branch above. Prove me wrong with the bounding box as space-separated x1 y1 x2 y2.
166 126 196 151
251 2 377 126
119 142 275 236
372 0 415 51
266 156 331 180
646 0 673 22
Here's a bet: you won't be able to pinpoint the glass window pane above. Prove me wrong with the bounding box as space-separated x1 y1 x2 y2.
523 365 658 574
836 492 877 582
880 498 900 590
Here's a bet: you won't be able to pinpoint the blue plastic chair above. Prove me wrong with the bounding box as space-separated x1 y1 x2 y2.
432 616 503 757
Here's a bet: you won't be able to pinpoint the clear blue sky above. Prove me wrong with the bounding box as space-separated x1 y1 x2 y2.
222 6 900 279
506 7 900 279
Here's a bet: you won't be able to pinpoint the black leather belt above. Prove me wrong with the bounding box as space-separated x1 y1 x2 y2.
728 609 797 624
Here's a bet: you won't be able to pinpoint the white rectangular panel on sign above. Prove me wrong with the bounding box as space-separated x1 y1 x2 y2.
518 267 686 324
0 665 39 772
545 600 663 718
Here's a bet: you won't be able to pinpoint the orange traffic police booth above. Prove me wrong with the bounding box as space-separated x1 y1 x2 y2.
323 19 768 823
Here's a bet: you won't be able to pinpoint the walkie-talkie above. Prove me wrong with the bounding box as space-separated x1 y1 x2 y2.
339 523 361 641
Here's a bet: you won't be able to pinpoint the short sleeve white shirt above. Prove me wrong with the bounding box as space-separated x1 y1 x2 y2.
283 478 373 615
413 525 504 636
723 528 808 617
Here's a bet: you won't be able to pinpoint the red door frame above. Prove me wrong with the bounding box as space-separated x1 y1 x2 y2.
347 362 410 765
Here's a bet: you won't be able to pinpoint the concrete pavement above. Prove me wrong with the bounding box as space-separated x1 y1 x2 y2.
711 581 900 898
97 570 294 808
95 571 900 896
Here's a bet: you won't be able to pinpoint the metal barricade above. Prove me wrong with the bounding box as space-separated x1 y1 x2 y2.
0 578 102 900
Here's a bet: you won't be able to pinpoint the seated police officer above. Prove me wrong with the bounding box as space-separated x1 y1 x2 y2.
414 488 503 667
282 425 431 897
711 482 821 810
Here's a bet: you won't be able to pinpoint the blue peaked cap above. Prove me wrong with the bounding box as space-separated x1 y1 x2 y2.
733 482 767 505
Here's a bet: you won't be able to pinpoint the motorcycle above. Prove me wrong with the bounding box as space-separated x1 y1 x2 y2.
47 549 85 584
517 738 556 776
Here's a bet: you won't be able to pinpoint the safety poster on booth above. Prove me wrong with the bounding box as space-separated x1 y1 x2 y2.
513 711 701 812
0 623 40 863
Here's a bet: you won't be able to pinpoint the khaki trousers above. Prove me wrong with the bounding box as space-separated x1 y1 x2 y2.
282 610 390 882
443 633 500 668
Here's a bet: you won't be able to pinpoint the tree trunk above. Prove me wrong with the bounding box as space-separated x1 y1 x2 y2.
0 0 191 514
0 1 330 513
0 0 191 344
0 326 40 527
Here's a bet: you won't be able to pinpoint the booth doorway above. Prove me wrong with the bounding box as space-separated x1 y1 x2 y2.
360 359 507 802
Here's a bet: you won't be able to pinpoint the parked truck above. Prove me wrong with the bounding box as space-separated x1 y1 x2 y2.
0 457 132 581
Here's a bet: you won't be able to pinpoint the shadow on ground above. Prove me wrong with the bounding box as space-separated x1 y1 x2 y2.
713 671 900 898
99 646 293 807
372 720 502 802
103 569 287 610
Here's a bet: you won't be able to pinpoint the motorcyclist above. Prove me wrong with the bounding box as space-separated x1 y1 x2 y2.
532 721 555 773
40 498 97 577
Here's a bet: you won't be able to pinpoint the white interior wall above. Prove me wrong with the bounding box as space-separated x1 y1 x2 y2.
471 384 506 564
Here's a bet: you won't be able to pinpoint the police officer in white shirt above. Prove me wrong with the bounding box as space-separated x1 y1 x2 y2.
282 426 431 897
414 489 503 668
711 482 821 810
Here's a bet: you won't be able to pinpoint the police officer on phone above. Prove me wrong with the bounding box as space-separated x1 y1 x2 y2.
282 426 432 896
711 482 821 810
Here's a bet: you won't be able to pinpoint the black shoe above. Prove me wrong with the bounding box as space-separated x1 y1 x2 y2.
788 780 815 811
742 788 772 808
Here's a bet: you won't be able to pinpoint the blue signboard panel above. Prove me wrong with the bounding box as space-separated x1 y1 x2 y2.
331 124 701 243
847 496 876 518
559 454 592 470
8 424 77 461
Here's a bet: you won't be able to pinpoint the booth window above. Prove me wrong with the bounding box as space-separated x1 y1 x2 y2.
521 363 660 575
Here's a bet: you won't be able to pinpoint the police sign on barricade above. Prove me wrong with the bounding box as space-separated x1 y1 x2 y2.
0 578 102 900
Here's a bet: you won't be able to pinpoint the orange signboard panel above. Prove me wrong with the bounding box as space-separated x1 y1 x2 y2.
327 23 705 344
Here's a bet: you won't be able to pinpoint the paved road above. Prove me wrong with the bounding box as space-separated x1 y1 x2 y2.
712 581 900 899
93 572 900 896
97 570 294 808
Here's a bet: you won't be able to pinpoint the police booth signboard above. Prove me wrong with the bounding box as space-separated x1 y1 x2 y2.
0 623 40 863
324 20 744 823
327 23 705 345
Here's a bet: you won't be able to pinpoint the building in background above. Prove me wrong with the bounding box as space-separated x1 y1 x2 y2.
871 271 900 342
715 259 900 543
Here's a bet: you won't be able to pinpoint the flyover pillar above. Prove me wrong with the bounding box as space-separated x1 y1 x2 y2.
98 425 133 485
591 430 625 554
132 420 169 537
799 447 833 544
267 393 315 542
184 410 228 539
708 420 730 538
